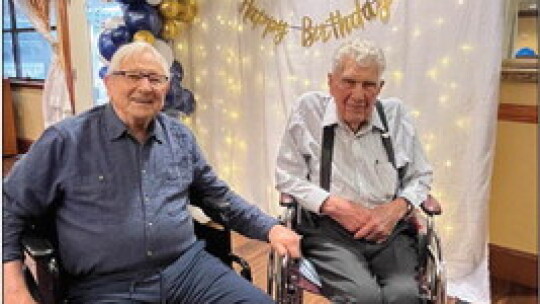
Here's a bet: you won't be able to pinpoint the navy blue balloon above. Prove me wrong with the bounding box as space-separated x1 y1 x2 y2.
170 60 184 82
179 88 196 115
116 0 143 4
124 3 162 36
110 25 132 45
515 47 536 58
99 66 108 79
98 30 118 61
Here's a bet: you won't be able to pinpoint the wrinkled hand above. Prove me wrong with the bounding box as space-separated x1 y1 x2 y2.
3 261 38 304
268 224 302 258
4 292 36 304
353 198 408 242
320 196 371 233
321 196 409 243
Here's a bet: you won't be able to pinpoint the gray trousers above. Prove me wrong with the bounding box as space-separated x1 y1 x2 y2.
300 216 420 304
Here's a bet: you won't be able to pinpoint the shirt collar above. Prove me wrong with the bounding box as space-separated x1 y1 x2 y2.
323 98 386 135
103 103 164 144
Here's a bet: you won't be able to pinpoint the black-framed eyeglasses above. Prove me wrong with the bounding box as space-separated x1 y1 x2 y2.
111 70 169 86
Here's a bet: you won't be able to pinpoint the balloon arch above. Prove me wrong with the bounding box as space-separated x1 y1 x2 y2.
98 0 196 115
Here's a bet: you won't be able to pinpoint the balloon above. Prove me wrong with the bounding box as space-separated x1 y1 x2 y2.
179 88 196 115
99 66 108 79
176 2 197 23
146 0 162 5
171 60 184 82
102 16 125 30
133 30 155 44
159 0 181 19
116 0 144 4
110 25 132 45
161 19 182 40
124 3 162 36
153 39 174 68
98 29 119 61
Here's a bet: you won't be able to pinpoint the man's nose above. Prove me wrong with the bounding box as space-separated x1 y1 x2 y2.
350 85 368 99
137 77 154 90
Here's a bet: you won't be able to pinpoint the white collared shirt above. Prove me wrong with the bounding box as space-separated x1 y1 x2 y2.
276 91 433 213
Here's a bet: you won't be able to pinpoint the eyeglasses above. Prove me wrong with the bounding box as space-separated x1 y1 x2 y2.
111 70 169 86
338 77 382 92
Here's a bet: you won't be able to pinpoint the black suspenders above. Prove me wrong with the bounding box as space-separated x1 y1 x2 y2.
319 100 404 192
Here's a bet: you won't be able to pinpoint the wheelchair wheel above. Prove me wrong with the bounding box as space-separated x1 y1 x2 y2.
268 250 303 304
422 231 447 304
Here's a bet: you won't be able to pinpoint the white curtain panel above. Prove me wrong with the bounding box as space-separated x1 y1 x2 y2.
15 0 72 127
184 0 504 302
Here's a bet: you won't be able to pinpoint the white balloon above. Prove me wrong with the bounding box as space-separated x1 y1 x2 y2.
153 39 174 68
146 0 163 5
102 16 124 30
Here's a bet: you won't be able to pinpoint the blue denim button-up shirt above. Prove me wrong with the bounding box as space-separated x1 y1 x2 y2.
3 104 277 287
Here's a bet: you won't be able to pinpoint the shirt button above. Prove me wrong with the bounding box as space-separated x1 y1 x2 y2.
141 169 146 174
148 222 153 227
147 250 153 257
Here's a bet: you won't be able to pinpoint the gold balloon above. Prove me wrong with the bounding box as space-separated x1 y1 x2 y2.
133 30 155 44
176 2 197 23
159 0 181 19
161 19 183 40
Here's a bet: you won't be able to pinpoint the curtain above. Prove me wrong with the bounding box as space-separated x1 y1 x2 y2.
182 0 504 302
15 0 72 127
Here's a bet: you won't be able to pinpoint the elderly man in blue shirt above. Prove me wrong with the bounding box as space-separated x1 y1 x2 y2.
3 41 301 304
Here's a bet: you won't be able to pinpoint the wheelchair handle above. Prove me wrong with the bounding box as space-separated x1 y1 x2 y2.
420 195 442 216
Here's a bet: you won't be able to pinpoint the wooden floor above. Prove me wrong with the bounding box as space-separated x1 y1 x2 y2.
231 232 538 304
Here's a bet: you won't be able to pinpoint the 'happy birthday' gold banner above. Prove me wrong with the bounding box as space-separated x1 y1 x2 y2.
239 0 393 47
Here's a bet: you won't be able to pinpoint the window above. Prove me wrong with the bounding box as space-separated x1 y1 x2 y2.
2 0 56 80
86 0 122 105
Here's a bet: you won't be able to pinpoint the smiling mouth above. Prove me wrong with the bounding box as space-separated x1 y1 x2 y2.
132 99 154 104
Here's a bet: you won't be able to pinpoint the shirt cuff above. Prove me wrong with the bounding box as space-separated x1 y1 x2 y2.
397 190 427 208
298 187 330 214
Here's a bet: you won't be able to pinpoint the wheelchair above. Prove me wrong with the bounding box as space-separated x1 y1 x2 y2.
21 205 252 304
268 193 446 304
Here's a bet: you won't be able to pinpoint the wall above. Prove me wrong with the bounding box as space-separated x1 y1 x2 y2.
10 86 44 141
490 81 537 255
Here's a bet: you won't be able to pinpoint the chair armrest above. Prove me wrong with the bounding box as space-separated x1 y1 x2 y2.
279 193 296 207
420 195 442 216
21 234 54 259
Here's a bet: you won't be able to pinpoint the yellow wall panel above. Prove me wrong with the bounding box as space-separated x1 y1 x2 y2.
11 87 45 141
489 121 538 254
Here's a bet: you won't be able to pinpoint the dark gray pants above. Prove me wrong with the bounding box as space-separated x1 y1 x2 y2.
300 217 420 304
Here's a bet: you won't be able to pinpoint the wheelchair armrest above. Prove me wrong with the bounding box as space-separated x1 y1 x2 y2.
21 234 54 259
420 195 442 216
229 254 253 282
279 193 296 207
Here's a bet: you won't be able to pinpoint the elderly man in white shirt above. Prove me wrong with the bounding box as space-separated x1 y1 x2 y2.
276 39 433 304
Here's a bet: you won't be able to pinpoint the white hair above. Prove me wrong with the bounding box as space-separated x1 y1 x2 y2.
331 39 386 76
107 41 170 78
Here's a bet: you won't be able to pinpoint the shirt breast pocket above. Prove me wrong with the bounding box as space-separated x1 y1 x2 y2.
373 161 399 201
163 155 193 193
65 174 117 224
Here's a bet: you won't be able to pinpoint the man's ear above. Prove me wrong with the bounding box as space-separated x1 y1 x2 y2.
327 73 333 87
377 80 385 94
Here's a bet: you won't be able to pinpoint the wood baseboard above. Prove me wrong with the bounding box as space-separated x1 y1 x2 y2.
497 103 538 124
489 243 538 288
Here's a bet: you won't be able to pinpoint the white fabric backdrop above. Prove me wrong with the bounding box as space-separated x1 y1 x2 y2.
179 0 504 302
